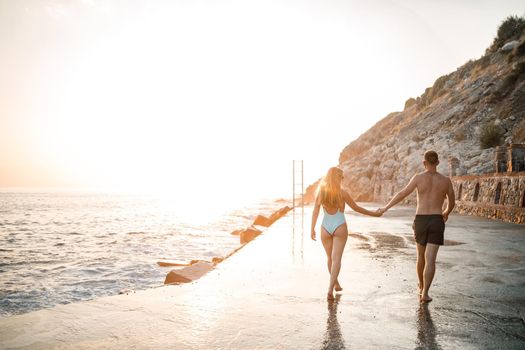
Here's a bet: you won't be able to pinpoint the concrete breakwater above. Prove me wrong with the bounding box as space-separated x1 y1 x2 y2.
162 205 292 285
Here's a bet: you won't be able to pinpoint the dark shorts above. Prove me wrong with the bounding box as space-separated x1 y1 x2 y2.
413 215 445 246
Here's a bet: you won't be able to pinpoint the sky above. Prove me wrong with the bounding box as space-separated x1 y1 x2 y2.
0 0 524 203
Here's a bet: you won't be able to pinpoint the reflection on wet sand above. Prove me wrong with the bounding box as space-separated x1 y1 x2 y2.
321 295 346 350
348 231 465 261
416 304 441 350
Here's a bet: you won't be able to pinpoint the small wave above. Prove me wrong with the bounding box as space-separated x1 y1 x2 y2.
127 231 146 235
0 260 58 267
54 242 65 246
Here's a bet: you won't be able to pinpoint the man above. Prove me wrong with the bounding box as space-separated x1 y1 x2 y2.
379 150 455 303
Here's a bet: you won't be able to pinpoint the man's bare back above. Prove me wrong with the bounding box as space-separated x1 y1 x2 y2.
379 150 456 303
414 171 453 215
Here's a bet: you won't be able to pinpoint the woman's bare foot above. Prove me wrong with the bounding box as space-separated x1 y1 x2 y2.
420 294 432 303
327 291 335 300
335 282 343 292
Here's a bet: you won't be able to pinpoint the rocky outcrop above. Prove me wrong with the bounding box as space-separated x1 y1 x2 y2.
335 27 525 204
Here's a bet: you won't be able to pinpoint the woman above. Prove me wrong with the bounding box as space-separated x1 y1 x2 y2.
311 167 381 300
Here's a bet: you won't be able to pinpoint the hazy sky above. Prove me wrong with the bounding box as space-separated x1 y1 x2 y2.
0 0 523 202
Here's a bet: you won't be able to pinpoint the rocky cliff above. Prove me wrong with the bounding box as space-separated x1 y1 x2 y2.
335 17 525 203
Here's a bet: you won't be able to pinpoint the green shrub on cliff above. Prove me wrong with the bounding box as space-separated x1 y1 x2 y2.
488 15 525 52
516 36 525 56
479 121 504 149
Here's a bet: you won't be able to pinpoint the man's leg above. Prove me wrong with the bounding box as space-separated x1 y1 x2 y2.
421 243 440 302
416 243 426 295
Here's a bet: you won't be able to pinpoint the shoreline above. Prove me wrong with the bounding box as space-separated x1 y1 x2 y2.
1 205 523 349
0 191 291 319
0 199 293 319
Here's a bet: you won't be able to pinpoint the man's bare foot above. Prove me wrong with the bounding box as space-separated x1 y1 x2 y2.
327 292 335 300
420 295 432 303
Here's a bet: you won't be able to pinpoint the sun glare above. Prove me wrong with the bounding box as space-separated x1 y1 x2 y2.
2 0 521 197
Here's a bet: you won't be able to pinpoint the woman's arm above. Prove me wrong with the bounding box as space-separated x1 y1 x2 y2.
311 195 321 240
343 191 381 217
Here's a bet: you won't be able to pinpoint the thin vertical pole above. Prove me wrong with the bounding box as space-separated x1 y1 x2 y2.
292 161 295 258
293 161 295 218
301 160 304 229
301 160 304 259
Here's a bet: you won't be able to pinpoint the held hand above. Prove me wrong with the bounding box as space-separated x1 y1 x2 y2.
311 230 316 241
442 212 449 223
374 208 383 217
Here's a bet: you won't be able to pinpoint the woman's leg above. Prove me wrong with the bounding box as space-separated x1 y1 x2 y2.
320 228 342 292
327 224 348 299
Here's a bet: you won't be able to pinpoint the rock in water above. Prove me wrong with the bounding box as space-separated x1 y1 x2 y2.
240 226 262 244
164 262 214 285
253 215 273 227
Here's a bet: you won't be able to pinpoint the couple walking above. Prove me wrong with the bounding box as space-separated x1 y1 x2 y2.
311 150 456 302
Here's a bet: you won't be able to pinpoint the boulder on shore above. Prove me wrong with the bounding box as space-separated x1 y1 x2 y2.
212 256 224 264
268 206 291 223
157 260 190 267
240 226 262 244
230 229 243 236
253 206 292 227
253 215 273 227
164 261 214 285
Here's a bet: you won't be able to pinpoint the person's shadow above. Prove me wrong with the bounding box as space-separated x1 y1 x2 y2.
320 295 346 350
415 303 441 350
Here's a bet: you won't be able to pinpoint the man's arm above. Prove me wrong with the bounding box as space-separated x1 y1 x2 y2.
311 194 321 240
443 178 455 222
381 174 418 212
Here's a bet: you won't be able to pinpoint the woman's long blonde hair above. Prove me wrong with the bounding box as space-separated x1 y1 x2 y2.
318 167 343 208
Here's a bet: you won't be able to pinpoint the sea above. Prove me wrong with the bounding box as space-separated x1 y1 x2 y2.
0 190 285 317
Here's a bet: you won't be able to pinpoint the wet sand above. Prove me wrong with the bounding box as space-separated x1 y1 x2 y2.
0 206 524 349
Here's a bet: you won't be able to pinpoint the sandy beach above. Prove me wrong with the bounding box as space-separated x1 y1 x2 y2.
1 206 524 349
